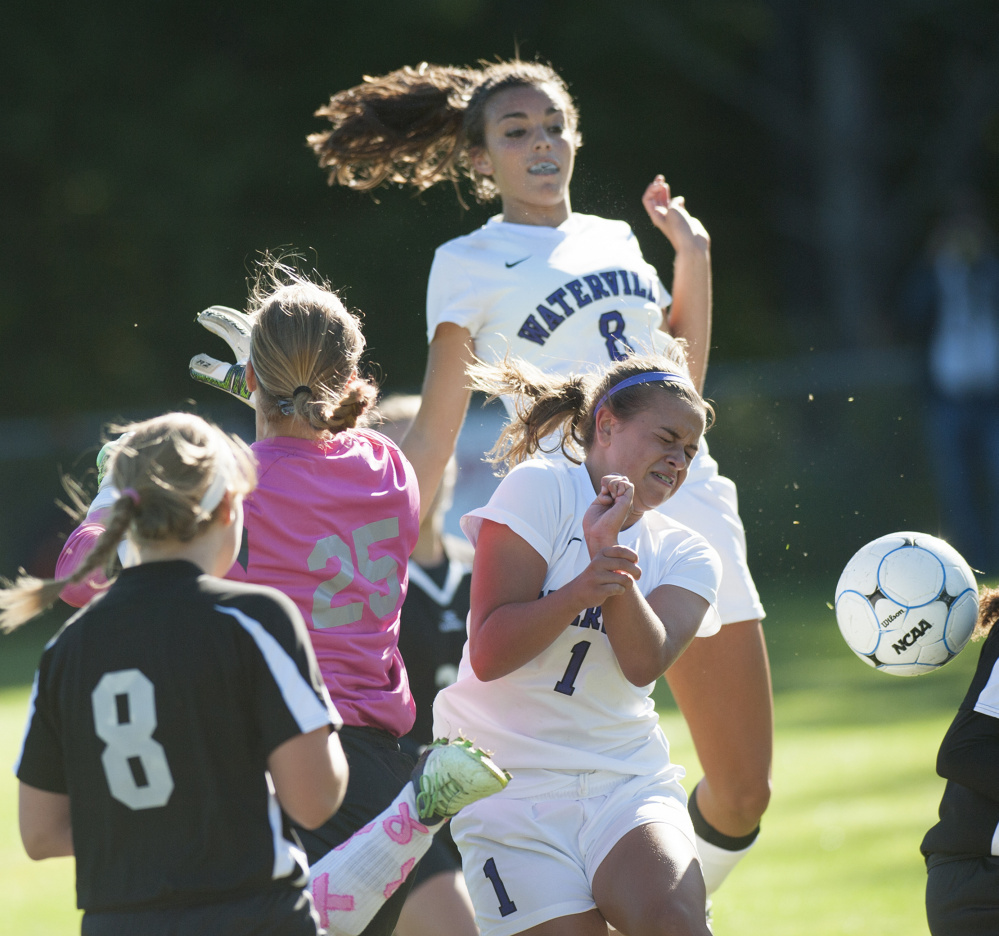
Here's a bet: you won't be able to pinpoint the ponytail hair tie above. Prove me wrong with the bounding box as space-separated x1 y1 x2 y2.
278 385 312 416
120 487 141 506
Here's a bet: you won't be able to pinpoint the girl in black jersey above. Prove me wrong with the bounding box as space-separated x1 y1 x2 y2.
6 413 348 936
922 587 999 936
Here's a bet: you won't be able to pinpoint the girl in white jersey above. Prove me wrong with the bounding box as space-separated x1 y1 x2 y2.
309 58 772 895
6 413 348 936
434 350 721 936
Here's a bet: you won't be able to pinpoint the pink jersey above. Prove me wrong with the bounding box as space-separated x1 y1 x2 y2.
228 431 420 736
57 429 421 737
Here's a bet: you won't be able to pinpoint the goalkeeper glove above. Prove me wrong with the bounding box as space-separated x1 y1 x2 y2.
189 305 254 407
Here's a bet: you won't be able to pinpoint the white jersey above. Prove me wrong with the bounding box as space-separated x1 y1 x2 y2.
428 211 717 485
428 212 766 625
432 459 721 798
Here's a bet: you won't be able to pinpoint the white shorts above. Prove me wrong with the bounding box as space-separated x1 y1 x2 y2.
450 769 697 936
660 471 765 626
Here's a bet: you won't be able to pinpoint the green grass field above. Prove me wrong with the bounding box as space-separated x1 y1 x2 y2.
0 583 982 935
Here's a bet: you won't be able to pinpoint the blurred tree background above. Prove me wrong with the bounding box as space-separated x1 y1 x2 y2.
2 0 999 593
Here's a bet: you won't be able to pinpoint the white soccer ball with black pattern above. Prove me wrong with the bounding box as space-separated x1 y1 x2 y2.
834 532 978 676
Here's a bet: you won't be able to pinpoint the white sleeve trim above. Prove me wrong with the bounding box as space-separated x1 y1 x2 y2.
659 279 672 310
427 247 480 341
461 505 553 564
267 771 310 881
215 604 339 734
973 655 999 719
460 460 564 561
663 573 718 608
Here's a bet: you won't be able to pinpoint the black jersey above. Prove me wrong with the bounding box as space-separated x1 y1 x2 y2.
16 560 339 915
397 535 473 746
921 624 999 860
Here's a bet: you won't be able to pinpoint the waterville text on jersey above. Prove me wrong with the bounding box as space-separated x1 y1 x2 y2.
517 268 658 346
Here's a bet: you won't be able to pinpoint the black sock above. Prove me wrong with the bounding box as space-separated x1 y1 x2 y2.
688 784 760 851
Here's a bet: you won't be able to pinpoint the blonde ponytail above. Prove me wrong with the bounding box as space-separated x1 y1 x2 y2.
0 414 255 633
248 259 380 435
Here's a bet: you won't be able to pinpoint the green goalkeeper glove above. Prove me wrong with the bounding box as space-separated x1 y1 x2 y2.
189 306 254 407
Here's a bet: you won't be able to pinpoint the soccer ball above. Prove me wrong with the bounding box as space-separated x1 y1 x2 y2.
834 532 979 676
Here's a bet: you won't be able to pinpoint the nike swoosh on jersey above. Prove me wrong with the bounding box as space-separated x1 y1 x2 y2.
505 256 531 268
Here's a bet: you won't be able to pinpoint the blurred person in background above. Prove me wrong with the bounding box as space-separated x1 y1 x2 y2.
904 195 999 575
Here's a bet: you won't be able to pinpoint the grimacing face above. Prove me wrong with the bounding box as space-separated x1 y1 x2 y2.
595 391 705 528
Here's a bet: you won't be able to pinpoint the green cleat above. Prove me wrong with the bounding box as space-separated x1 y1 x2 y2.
411 737 511 825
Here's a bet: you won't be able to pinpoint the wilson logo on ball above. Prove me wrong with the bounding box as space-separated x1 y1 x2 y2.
880 608 904 629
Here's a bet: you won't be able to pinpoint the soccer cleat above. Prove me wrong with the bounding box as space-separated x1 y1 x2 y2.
411 737 510 825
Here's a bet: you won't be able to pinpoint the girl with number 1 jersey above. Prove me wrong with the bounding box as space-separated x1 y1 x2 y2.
435 351 720 936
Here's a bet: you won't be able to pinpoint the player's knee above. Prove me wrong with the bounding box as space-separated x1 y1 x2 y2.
623 901 711 936
711 775 771 829
608 874 710 936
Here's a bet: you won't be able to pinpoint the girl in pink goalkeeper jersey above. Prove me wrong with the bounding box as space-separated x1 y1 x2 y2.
54 262 504 936
60 265 419 739
227 280 420 742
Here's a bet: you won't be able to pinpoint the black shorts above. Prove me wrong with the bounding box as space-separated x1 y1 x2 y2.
292 725 416 936
81 885 319 936
926 854 999 936
410 817 462 886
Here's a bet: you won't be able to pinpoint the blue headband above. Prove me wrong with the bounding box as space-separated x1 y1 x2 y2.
593 371 695 415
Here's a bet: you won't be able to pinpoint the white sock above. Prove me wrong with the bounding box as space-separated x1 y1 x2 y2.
309 784 440 935
694 832 756 895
